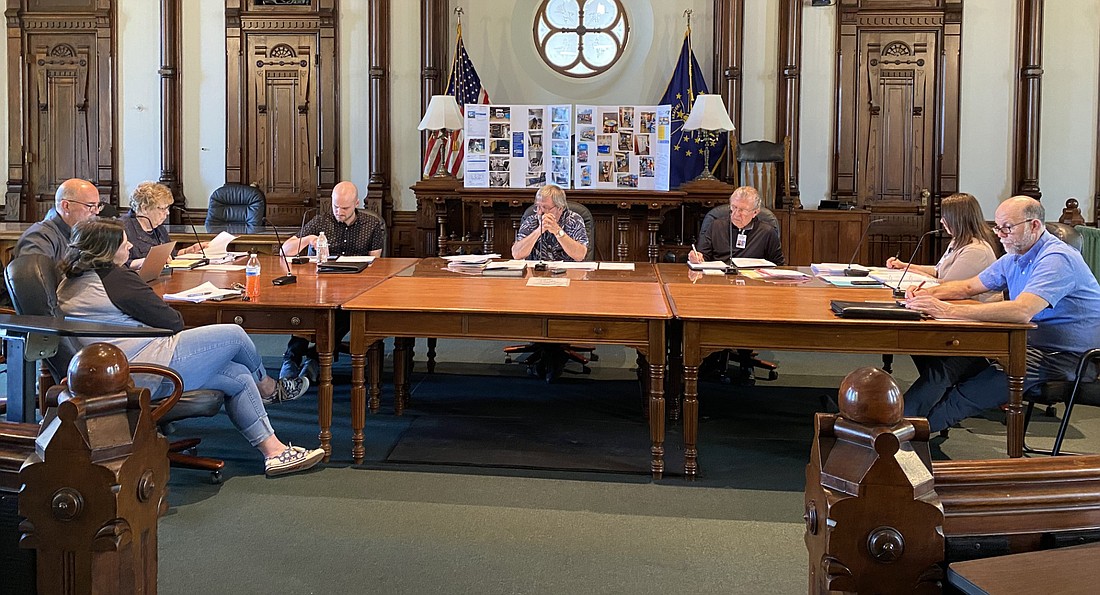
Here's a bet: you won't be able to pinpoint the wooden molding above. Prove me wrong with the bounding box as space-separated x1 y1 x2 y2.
712 0 744 184
367 0 393 236
776 0 802 199
160 0 184 217
1013 0 1043 199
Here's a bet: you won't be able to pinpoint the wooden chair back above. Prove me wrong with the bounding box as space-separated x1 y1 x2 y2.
737 137 790 210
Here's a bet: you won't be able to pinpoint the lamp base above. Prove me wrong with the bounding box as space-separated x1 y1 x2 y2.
691 169 720 182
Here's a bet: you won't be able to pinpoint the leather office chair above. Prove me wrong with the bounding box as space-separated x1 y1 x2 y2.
4 254 225 482
1020 222 1100 455
698 204 781 384
504 201 598 382
737 137 791 210
206 183 266 228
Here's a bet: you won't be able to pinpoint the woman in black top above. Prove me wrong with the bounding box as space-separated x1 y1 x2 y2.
121 181 206 268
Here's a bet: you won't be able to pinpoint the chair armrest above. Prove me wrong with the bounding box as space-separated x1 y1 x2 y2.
0 314 174 338
129 363 184 423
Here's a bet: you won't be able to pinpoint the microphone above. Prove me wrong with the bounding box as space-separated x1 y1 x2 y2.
172 206 209 268
892 228 941 298
843 218 887 276
289 207 317 264
264 217 297 285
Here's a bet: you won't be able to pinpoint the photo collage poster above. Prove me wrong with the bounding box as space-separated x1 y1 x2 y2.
574 105 671 191
463 104 572 189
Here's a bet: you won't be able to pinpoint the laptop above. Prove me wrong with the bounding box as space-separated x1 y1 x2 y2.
138 241 177 282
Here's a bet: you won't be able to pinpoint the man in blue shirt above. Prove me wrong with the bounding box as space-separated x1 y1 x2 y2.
904 196 1100 432
511 184 588 262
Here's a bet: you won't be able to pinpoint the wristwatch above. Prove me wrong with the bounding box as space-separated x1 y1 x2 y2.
556 229 565 238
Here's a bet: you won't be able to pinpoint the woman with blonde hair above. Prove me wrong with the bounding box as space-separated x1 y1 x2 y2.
121 181 207 268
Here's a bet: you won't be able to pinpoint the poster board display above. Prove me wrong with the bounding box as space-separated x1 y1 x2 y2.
463 104 572 188
573 105 671 191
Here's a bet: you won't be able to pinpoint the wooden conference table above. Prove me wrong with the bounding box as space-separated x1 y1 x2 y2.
343 259 673 477
657 264 1033 478
151 255 417 460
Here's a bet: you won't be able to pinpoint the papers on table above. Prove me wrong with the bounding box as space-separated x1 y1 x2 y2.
537 261 598 270
443 254 501 265
598 262 635 271
482 260 528 277
820 276 887 288
731 258 777 268
201 264 246 272
335 255 376 264
526 277 570 287
688 260 731 271
758 268 811 279
811 263 869 276
163 282 242 303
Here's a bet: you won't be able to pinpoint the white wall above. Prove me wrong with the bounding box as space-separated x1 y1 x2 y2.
799 3 837 208
741 0 779 143
179 0 227 209
117 0 162 203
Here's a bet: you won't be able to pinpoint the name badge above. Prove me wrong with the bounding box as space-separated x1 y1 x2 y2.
735 232 747 249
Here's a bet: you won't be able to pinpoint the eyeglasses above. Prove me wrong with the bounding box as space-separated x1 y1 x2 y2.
66 199 105 211
150 204 171 212
990 219 1036 235
730 206 758 215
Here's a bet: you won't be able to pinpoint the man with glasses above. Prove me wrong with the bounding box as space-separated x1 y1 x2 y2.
14 178 103 261
904 195 1100 432
688 186 784 266
511 184 588 262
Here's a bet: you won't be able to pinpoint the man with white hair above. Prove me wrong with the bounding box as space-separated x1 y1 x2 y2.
511 184 588 262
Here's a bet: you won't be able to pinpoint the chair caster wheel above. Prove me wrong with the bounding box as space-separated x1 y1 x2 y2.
209 470 222 484
505 356 513 364
581 366 591 374
589 353 600 362
1044 405 1057 417
766 371 778 381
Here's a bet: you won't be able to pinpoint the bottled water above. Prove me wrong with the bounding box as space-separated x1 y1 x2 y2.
245 252 261 300
316 231 330 265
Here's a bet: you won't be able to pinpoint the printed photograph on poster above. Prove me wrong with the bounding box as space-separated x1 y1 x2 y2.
619 107 634 129
526 172 546 187
551 156 570 176
490 106 510 122
551 141 570 157
551 106 569 123
529 133 543 150
489 123 510 138
467 138 486 154
617 132 632 151
489 171 509 187
579 165 592 187
640 111 656 134
528 108 543 130
529 150 543 169
466 171 488 186
490 139 510 155
578 126 596 141
617 173 638 188
614 152 629 173
597 135 612 154
512 132 525 157
577 143 589 163
598 161 613 182
576 107 593 124
639 156 655 177
552 123 569 140
489 156 509 171
659 115 670 126
634 135 650 155
552 172 568 186
602 114 618 133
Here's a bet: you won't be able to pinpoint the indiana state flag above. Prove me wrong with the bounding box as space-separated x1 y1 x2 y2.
660 28 727 188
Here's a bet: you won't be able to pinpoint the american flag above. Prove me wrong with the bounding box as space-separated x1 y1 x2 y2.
423 28 491 178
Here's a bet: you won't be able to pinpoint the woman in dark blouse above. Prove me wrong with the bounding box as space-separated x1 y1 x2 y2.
121 181 207 269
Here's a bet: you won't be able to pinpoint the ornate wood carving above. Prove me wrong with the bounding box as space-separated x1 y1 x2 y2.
5 0 118 221
712 0 743 184
1013 0 1043 199
367 0 392 231
776 0 802 202
160 0 184 217
224 0 337 225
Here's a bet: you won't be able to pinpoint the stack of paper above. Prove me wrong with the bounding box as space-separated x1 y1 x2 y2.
688 261 731 271
758 268 811 279
811 263 868 276
443 253 501 273
820 276 886 288
163 282 243 303
482 260 528 277
731 258 777 268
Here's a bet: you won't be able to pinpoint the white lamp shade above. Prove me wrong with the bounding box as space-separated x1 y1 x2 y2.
682 93 736 132
418 95 464 131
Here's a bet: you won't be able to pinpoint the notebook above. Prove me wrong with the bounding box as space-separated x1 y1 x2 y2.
317 260 371 274
138 241 176 282
830 300 923 320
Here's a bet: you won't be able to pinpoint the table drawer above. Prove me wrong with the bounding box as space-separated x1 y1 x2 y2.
467 315 544 337
547 319 647 342
902 330 1009 354
365 312 463 335
219 309 315 331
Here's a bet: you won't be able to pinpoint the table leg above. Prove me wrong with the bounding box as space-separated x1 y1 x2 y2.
666 319 683 422
315 314 334 462
682 321 701 478
426 337 437 373
648 320 666 480
394 337 410 415
368 340 382 414
1005 330 1028 457
349 312 368 464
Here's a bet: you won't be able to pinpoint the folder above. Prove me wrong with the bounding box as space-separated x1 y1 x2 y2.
830 300 922 320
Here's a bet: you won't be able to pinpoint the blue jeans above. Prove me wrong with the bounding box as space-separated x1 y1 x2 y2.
920 347 1089 432
156 324 276 447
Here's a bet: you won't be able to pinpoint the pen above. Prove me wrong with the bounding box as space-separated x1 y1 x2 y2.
914 281 927 293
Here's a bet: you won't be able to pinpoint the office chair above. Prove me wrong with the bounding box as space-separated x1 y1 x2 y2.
4 254 225 482
504 201 598 382
737 137 792 209
206 183 266 228
697 204 781 384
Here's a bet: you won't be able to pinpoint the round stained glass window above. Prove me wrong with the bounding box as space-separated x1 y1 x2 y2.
534 0 629 78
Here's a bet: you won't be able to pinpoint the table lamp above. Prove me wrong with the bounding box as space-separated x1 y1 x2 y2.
682 93 736 182
418 94 465 178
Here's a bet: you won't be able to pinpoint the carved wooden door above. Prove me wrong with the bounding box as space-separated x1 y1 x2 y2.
857 31 938 212
26 36 101 219
245 34 318 221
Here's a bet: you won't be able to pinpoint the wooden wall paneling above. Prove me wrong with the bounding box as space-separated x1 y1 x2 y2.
160 0 183 215
776 0 802 205
367 0 392 230
712 0 744 184
225 1 244 185
389 209 417 257
317 2 337 197
1013 0 1043 199
833 4 858 204
5 1 25 219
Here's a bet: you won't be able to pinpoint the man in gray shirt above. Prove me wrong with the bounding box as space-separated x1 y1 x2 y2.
14 178 104 260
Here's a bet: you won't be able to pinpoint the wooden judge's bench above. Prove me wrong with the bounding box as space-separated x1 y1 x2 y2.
412 178 871 265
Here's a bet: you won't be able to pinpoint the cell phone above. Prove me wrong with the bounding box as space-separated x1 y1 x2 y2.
551 268 566 275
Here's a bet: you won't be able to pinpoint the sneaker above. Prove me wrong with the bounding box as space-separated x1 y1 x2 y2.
264 444 324 477
298 356 319 383
262 376 310 404
279 357 301 380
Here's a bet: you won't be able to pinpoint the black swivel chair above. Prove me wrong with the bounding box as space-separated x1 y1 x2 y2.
698 204 781 384
504 201 598 382
4 254 226 482
1020 222 1100 455
206 183 266 228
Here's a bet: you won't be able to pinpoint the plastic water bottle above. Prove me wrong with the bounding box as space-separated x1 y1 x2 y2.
315 231 330 266
245 252 261 300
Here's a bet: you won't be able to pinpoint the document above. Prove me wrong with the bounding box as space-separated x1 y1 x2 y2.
598 262 635 271
163 282 242 303
731 258 777 268
526 278 570 287
820 276 886 288
688 261 730 271
335 255 377 263
811 263 868 276
175 232 238 259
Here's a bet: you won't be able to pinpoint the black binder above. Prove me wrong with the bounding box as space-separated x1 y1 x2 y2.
830 300 923 320
317 261 371 274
